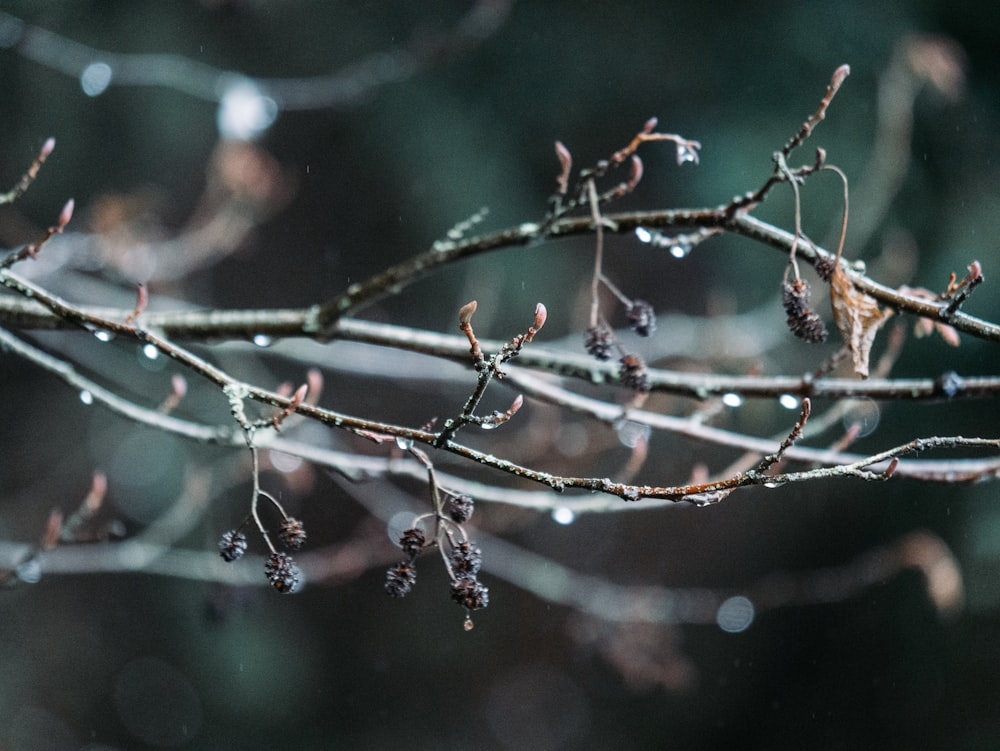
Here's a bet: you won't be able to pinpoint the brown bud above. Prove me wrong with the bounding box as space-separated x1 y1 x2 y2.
831 64 851 90
125 283 149 324
533 302 547 331
459 300 478 325
554 140 572 168
626 155 644 192
41 508 63 551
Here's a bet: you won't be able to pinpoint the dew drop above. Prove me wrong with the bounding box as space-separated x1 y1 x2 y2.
80 61 112 97
716 595 755 633
669 243 690 259
216 76 278 141
762 480 786 489
842 398 880 438
551 506 576 525
778 394 800 410
479 421 499 431
395 436 414 451
689 490 727 506
676 142 700 165
252 334 272 348
721 392 744 408
635 226 653 244
79 390 94 405
93 329 114 343
615 419 650 449
386 512 414 545
137 343 167 372
16 557 42 584
269 450 303 473
463 615 475 631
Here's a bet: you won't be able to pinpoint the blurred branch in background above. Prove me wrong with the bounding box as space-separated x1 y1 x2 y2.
0 2 514 122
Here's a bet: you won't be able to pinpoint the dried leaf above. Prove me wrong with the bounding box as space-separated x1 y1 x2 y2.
829 265 892 377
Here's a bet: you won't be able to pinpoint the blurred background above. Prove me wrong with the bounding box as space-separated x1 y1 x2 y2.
1 1 999 749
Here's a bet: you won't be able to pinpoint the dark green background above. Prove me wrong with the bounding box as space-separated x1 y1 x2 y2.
2 1 999 749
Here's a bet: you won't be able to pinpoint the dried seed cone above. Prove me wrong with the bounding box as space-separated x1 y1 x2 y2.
449 541 483 575
450 576 490 610
265 551 300 594
619 353 651 393
278 517 307 550
584 324 614 361
814 257 837 282
218 530 248 562
782 278 828 343
385 562 417 598
398 528 427 558
626 300 656 337
447 494 474 524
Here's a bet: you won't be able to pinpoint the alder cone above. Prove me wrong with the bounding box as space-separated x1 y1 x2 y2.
782 278 828 343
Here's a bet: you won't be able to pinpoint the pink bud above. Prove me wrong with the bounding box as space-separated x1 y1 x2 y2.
832 64 851 90
307 368 324 403
509 394 524 415
554 141 572 195
87 471 108 511
642 116 658 134
57 198 75 229
41 508 63 551
533 302 547 330
554 140 572 170
627 155 644 191
290 383 308 407
40 137 56 159
171 374 188 399
459 300 478 325
133 283 148 317
91 470 108 497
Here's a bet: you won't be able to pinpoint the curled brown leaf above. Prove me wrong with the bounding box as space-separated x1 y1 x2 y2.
829 264 893 378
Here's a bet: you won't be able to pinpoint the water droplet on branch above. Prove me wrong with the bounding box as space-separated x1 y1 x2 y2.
676 141 700 165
